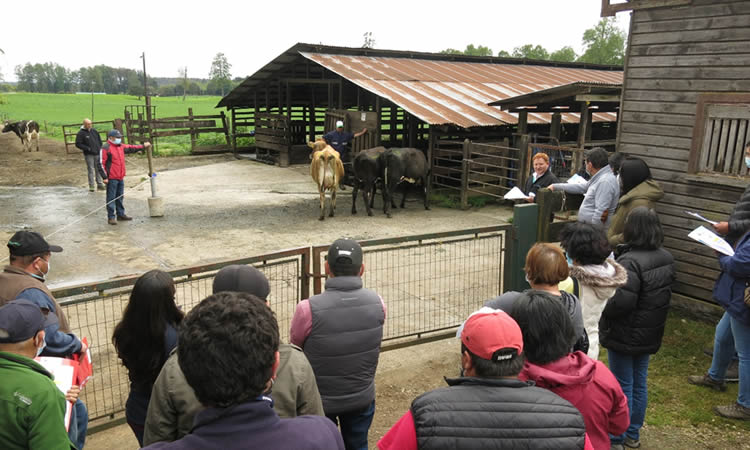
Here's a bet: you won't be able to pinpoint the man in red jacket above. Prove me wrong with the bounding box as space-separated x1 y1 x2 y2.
97 130 151 225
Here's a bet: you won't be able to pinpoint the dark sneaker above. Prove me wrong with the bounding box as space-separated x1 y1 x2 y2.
726 359 739 382
714 403 750 421
624 437 641 448
610 444 625 450
89 187 95 192
117 215 133 221
108 218 117 225
97 184 106 191
688 374 727 392
703 346 713 357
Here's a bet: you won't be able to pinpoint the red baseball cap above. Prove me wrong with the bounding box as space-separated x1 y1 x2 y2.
460 307 523 362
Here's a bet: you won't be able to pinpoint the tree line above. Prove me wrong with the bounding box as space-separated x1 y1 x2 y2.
440 18 626 65
8 52 239 97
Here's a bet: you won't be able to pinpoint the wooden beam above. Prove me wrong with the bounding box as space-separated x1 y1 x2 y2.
575 94 621 102
517 111 528 135
601 0 690 16
281 78 341 85
550 113 561 141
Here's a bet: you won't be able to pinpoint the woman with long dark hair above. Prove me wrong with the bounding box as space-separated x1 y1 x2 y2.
112 270 183 445
607 157 664 247
600 207 675 449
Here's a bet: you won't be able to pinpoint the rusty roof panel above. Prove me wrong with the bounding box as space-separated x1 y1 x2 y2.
300 52 622 128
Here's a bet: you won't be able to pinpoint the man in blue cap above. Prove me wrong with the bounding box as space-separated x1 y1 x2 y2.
0 299 77 449
97 129 151 225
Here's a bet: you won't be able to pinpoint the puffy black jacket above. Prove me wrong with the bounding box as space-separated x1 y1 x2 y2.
599 246 675 355
411 376 586 449
523 169 559 197
727 183 750 246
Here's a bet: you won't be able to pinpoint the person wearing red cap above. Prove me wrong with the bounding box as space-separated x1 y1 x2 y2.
378 307 593 450
510 291 629 450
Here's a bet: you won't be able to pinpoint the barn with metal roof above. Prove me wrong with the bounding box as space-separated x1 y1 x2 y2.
219 43 623 165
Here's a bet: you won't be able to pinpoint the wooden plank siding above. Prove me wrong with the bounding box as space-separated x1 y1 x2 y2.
618 0 750 308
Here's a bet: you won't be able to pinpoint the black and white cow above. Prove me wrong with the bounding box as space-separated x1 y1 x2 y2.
379 148 430 218
351 146 386 217
2 120 40 152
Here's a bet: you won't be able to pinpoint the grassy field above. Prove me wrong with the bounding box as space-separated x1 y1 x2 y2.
0 92 228 155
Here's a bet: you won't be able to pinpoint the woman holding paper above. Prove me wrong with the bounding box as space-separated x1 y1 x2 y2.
688 229 750 421
523 153 559 202
607 158 664 247
112 270 184 445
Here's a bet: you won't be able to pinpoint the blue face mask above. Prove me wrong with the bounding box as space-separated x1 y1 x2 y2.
114 138 122 145
566 253 574 265
745 156 750 169
36 336 46 357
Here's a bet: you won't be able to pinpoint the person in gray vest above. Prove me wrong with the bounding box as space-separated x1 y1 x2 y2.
290 238 386 450
377 308 589 450
549 147 620 230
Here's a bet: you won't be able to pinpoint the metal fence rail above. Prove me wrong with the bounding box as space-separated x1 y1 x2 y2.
52 226 512 423
54 247 310 421
312 225 511 342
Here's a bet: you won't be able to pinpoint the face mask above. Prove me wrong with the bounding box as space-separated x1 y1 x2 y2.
114 138 122 145
566 253 574 266
31 258 49 281
745 156 750 169
524 274 531 284
36 335 46 357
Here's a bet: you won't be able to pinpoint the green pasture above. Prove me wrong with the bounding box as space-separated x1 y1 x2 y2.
0 93 227 155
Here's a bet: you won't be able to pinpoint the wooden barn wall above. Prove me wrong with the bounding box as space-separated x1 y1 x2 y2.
618 0 750 309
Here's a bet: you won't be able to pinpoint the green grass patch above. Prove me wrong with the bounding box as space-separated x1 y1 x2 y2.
429 191 460 209
599 311 750 433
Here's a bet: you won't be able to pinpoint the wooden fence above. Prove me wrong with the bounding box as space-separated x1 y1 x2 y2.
125 107 231 153
61 120 119 154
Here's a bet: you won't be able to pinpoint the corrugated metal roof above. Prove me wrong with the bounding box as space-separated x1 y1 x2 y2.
300 52 622 128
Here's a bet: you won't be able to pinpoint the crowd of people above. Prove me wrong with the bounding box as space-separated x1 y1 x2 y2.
2 148 750 449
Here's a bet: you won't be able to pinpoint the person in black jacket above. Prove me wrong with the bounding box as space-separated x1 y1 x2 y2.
74 119 104 192
377 308 588 450
600 206 675 449
522 152 559 202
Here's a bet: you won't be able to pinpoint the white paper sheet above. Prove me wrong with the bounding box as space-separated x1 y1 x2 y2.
35 356 75 430
566 173 588 185
503 186 529 200
688 225 735 256
685 210 718 226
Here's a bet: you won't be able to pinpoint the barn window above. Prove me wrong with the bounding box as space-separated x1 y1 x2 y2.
689 94 750 179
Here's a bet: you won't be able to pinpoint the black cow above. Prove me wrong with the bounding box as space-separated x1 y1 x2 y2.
351 146 386 216
380 147 430 218
2 120 40 152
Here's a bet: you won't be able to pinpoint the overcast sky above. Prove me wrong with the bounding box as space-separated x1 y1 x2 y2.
0 0 630 82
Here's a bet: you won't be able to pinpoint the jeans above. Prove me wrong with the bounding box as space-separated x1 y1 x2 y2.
326 400 375 450
68 399 88 449
106 179 126 219
608 350 650 443
84 154 103 188
708 311 750 407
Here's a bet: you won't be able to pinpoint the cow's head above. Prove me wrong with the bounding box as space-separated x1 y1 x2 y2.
308 139 329 159
2 121 13 133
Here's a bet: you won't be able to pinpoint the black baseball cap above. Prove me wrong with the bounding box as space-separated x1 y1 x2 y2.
328 239 363 271
108 129 123 138
7 231 63 256
0 299 58 343
212 265 270 300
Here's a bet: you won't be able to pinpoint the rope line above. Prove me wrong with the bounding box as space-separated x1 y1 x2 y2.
1 178 152 263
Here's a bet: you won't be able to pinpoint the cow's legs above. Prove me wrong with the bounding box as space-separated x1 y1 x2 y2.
34 134 39 152
319 189 326 221
400 183 408 209
329 188 336 217
351 179 359 215
364 184 373 217
422 177 430 210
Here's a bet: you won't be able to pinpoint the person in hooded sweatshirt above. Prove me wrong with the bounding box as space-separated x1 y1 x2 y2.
560 222 628 360
511 291 629 450
607 158 664 247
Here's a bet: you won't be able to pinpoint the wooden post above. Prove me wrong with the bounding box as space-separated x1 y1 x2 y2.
536 188 561 242
309 88 316 142
220 111 231 148
518 110 528 135
338 80 343 110
585 109 594 142
427 127 435 203
461 139 471 210
390 105 397 144
231 108 237 154
286 81 292 123
375 96 382 146
188 108 196 153
577 102 590 149
517 134 531 190
408 114 417 148
550 112 562 142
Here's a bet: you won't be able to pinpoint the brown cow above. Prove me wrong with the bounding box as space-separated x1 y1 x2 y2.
309 139 345 220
